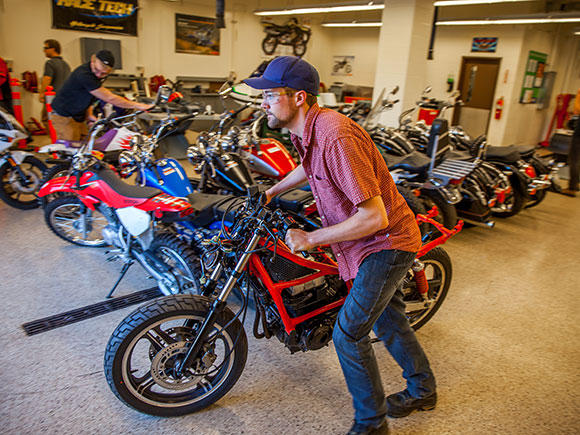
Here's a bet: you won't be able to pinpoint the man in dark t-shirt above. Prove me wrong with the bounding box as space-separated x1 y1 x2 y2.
39 39 71 102
51 50 152 141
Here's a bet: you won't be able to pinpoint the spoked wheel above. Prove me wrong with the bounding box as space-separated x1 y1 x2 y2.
0 156 46 209
148 232 201 296
493 174 526 218
261 36 278 55
104 294 248 416
293 41 307 57
44 195 108 247
403 247 452 330
38 162 71 207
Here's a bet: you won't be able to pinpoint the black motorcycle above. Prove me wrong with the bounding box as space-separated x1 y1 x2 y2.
261 18 311 57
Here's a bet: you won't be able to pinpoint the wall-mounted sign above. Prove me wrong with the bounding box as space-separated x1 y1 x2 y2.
520 50 548 104
471 37 498 53
175 14 220 56
332 56 354 76
52 0 138 36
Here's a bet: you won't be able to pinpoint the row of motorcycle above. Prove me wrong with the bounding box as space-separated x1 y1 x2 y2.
1 83 518 418
340 86 562 231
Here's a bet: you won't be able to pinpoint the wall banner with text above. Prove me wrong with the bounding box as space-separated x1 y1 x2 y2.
52 0 138 36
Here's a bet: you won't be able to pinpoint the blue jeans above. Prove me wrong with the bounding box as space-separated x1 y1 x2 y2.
332 249 436 426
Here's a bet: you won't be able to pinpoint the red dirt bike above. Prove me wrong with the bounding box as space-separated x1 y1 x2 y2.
104 187 463 416
37 116 200 298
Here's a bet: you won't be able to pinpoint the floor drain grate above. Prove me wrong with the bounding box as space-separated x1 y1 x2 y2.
22 287 163 336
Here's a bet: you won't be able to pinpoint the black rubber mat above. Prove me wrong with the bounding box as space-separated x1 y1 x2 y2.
22 287 163 336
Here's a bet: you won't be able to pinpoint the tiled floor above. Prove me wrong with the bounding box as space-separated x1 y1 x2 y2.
0 168 578 434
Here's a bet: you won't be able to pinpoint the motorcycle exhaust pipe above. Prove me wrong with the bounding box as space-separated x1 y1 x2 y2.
460 217 495 228
216 0 225 28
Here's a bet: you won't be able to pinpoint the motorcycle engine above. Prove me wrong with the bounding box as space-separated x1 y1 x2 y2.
102 224 122 247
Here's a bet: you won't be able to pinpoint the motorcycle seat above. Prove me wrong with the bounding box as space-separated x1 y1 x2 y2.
94 168 163 199
446 149 475 162
186 192 241 226
484 145 521 163
383 151 432 174
513 144 536 159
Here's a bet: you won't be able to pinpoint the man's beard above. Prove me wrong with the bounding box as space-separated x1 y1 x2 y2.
266 104 298 129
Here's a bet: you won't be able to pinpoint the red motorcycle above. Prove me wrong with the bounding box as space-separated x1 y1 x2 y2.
38 117 200 298
104 187 463 417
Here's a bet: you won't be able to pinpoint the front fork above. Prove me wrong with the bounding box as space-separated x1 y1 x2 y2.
176 231 262 376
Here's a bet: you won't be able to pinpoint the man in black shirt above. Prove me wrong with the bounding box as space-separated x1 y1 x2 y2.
51 50 152 140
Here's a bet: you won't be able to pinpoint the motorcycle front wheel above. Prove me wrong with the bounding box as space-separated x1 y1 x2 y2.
404 247 452 330
44 195 108 247
148 232 201 295
0 156 46 209
261 35 278 55
104 294 248 417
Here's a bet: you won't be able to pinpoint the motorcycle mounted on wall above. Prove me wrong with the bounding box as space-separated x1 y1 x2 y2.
261 17 311 57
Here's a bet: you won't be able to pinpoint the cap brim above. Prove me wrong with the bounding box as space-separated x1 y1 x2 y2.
243 76 284 90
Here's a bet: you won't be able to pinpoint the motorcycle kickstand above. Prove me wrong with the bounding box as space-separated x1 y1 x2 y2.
106 260 134 299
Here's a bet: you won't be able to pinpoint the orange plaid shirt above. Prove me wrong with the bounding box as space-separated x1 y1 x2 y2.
291 104 421 280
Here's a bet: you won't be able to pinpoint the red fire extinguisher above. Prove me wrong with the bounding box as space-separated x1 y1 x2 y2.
494 97 504 120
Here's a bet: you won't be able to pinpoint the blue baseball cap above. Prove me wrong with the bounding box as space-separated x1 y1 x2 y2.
243 56 320 95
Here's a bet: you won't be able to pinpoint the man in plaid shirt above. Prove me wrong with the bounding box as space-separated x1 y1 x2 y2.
244 56 436 435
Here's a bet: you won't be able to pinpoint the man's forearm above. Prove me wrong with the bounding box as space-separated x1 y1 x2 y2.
267 164 308 199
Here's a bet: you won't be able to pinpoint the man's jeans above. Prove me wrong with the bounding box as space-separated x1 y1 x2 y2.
332 249 436 426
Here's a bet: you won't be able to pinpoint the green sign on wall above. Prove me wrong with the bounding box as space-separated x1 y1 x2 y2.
520 50 548 104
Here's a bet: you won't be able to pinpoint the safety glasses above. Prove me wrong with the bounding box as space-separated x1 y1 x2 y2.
262 90 292 105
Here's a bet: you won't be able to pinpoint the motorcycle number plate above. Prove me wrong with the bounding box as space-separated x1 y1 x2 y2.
116 207 151 236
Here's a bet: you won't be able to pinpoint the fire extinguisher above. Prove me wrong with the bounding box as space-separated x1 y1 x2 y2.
494 97 504 120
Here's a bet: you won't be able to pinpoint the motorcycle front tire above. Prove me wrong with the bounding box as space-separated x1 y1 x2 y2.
0 156 46 209
104 294 248 417
44 195 108 247
261 35 278 55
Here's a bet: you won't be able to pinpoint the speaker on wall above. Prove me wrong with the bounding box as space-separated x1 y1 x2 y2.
80 38 122 69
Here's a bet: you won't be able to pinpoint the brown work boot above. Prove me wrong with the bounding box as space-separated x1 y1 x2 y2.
560 188 578 197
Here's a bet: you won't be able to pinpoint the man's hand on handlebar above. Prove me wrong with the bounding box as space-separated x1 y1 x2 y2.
285 228 315 253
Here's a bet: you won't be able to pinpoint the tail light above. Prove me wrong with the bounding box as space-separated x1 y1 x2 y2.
179 207 195 218
495 188 506 204
449 177 465 185
523 165 537 178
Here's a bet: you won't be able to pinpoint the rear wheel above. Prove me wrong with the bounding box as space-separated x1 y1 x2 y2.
148 232 201 296
0 156 46 209
419 188 458 230
38 162 71 207
404 247 452 330
104 294 248 416
493 174 526 218
44 195 108 247
293 41 307 57
396 184 428 236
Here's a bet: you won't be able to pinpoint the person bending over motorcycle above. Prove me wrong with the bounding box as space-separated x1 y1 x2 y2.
51 50 152 141
244 56 436 435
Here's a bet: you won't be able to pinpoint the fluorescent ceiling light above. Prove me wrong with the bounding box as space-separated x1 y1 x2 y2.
254 1 384 16
434 0 534 6
438 17 580 25
575 31 580 35
322 22 382 27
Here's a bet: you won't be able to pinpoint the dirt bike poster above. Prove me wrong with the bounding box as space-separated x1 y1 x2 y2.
175 14 220 56
51 0 138 36
332 56 354 76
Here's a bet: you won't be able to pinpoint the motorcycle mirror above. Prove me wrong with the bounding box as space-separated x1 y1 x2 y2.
423 86 432 94
391 86 399 95
156 85 171 104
